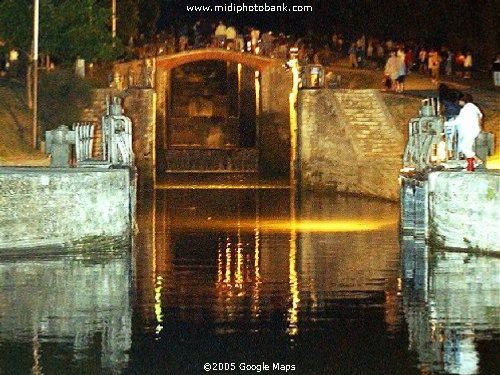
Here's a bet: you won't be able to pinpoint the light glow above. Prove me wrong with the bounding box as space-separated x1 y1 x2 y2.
486 154 500 170
167 218 397 233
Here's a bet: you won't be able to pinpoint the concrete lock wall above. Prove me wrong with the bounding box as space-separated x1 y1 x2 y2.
123 88 156 185
260 66 293 176
0 167 132 250
427 171 500 252
298 89 404 200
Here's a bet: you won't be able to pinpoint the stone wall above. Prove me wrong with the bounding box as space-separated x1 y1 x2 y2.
427 171 500 252
403 240 499 374
298 89 404 200
259 66 293 176
114 59 292 178
0 167 132 250
123 88 156 186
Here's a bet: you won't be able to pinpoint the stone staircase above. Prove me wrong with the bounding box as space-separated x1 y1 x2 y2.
333 89 404 199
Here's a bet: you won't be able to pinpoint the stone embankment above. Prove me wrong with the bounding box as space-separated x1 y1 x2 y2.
0 167 133 250
401 171 500 253
298 89 404 200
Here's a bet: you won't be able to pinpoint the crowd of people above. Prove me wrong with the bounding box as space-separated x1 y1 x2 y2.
2 19 499 90
128 20 293 60
127 22 499 91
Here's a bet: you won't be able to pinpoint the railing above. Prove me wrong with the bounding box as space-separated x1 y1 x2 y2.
420 97 440 116
72 122 95 162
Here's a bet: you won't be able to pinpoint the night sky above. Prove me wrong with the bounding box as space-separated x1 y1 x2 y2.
154 0 498 43
142 0 498 60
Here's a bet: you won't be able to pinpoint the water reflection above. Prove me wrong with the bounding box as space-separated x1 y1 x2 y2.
0 246 132 374
402 237 500 374
130 189 418 374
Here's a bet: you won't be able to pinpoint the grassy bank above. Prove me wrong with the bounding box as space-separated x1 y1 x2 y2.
0 79 49 165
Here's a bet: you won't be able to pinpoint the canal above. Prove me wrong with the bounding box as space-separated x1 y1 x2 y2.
0 189 498 374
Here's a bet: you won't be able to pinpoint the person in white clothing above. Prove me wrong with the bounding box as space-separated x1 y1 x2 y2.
384 51 399 90
250 27 260 53
445 93 483 171
225 26 237 47
463 51 473 78
214 21 227 48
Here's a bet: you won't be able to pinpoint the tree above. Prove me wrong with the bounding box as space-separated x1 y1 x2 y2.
0 0 124 64
117 0 140 44
96 0 140 45
38 69 93 130
138 0 160 39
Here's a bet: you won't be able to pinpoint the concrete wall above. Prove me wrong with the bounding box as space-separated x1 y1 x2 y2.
260 66 292 176
123 88 156 186
428 171 500 252
402 237 499 374
298 89 404 200
0 253 131 372
0 167 132 250
113 58 291 179
401 171 500 252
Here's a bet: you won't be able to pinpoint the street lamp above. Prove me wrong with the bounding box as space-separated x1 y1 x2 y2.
112 0 116 46
32 0 39 148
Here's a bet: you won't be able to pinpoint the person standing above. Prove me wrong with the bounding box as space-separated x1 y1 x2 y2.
214 21 227 48
366 40 374 62
428 49 441 83
250 27 260 53
376 43 385 68
384 51 399 91
75 56 85 78
492 54 500 87
455 51 465 78
445 93 483 171
463 51 473 79
395 54 407 92
348 43 358 68
225 25 237 50
418 48 427 74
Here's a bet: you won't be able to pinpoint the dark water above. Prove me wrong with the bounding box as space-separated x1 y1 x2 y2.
0 189 498 374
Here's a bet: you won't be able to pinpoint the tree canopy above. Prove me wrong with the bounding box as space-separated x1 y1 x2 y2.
0 0 123 63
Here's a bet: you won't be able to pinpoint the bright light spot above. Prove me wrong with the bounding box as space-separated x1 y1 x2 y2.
486 154 500 170
154 275 163 336
168 218 397 233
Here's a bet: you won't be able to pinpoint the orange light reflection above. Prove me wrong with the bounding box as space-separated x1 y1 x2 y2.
486 154 500 170
169 218 397 233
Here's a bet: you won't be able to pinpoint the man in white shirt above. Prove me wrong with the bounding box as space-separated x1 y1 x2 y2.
445 93 483 171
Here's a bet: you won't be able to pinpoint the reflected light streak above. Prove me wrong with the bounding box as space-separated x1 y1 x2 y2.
224 240 232 286
32 331 42 375
251 192 261 317
236 245 243 289
255 71 260 116
254 229 261 282
235 215 243 289
217 245 224 283
154 275 163 336
152 190 162 337
252 228 261 316
168 218 397 233
237 63 242 93
288 230 299 337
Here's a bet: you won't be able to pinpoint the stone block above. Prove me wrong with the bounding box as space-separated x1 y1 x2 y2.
0 168 132 250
